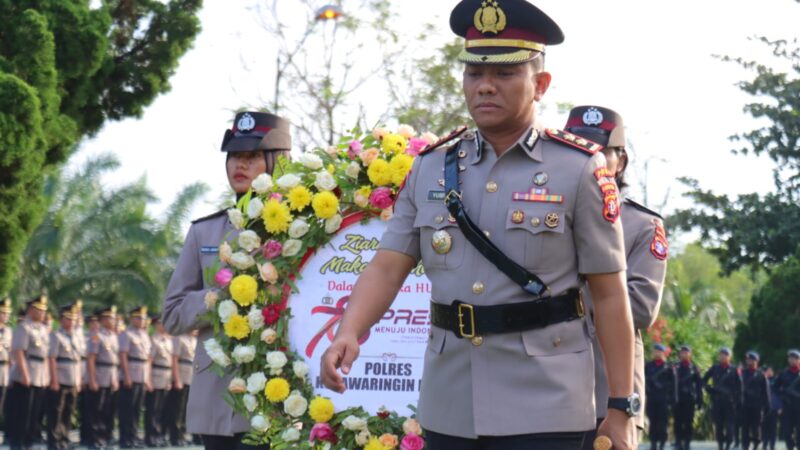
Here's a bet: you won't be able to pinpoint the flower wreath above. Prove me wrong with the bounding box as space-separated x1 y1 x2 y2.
201 125 436 449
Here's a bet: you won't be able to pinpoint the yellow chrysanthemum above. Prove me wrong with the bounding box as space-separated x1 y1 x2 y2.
389 154 414 186
264 378 290 403
364 437 390 450
327 163 335 174
223 314 250 340
357 186 372 198
381 133 408 155
311 191 339 220
287 186 312 212
261 199 293 234
367 159 392 186
229 275 258 306
308 396 335 423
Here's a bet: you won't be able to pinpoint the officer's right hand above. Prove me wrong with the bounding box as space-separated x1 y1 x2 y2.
320 334 360 393
89 381 99 392
50 380 59 392
20 375 31 387
124 378 133 389
174 379 184 390
597 410 636 450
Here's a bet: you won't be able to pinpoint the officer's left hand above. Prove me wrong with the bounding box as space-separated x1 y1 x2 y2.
174 380 184 390
49 381 59 392
597 410 637 450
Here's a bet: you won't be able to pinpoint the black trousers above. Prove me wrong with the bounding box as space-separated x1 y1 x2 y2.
674 400 696 449
647 399 670 445
145 388 168 445
88 387 116 447
743 406 764 449
118 382 145 446
762 408 777 450
4 383 46 450
78 388 91 445
165 384 190 444
782 406 800 450
30 384 46 444
711 400 736 449
0 384 7 435
201 433 270 450
46 385 78 450
424 429 585 450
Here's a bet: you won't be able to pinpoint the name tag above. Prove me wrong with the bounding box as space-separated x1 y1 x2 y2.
427 190 446 202
200 246 218 254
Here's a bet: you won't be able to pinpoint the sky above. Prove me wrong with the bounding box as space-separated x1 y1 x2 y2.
74 0 799 238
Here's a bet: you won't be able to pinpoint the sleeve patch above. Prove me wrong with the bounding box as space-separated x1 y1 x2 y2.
594 167 620 223
650 219 669 260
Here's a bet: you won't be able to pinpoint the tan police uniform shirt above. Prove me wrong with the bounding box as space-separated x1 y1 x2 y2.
119 328 151 384
586 198 668 428
49 328 81 387
150 333 173 390
82 329 96 386
90 328 119 388
0 325 11 386
173 334 197 386
162 212 249 436
10 319 50 387
74 328 86 386
380 127 627 438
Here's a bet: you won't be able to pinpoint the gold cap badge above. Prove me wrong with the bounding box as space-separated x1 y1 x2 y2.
474 0 506 35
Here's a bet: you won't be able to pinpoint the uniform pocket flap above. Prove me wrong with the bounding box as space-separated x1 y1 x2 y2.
521 319 588 357
413 207 455 230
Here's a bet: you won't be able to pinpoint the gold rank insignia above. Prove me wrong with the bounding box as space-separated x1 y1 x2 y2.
511 209 525 224
545 212 560 229
474 0 507 35
431 230 453 255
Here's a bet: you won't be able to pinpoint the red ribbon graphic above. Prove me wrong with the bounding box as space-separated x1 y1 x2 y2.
305 295 370 357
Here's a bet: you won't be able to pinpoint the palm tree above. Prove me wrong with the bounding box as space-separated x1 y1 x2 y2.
11 154 208 314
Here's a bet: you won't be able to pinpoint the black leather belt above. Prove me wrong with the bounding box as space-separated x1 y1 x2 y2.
431 289 584 338
96 361 118 368
56 357 79 364
128 356 147 363
179 359 193 365
152 363 171 371
0 360 7 365
27 354 45 362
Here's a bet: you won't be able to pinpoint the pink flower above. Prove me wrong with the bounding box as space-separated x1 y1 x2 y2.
359 147 380 167
348 140 363 160
400 433 425 450
369 187 394 210
214 268 233 287
406 138 428 156
262 240 283 259
309 423 338 444
269 193 283 202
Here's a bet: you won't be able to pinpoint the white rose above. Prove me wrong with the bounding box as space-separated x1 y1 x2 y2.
342 415 368 431
276 174 302 190
298 153 324 170
266 351 288 375
261 328 277 344
237 230 261 253
251 173 273 194
217 300 237 324
232 345 256 364
420 132 438 145
204 290 219 309
219 242 233 264
227 209 245 230
246 372 267 394
288 219 309 239
281 427 301 442
203 339 230 367
292 360 310 379
397 124 416 139
314 171 337 191
324 214 342 234
281 239 302 257
325 146 339 157
230 252 255 270
355 430 371 446
344 161 361 179
243 394 258 412
250 414 270 432
228 377 246 394
283 393 308 417
247 198 264 219
247 308 264 331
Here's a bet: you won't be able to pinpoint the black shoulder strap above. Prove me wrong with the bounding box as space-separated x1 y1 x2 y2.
443 143 549 297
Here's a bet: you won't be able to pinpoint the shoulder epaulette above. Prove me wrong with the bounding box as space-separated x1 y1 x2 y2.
544 128 603 155
191 209 226 224
624 198 664 220
418 125 469 157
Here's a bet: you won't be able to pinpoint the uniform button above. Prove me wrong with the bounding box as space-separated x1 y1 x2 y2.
471 336 484 346
472 281 485 295
531 217 541 227
486 181 498 193
435 215 444 224
195 364 199 370
483 230 490 238
553 337 562 348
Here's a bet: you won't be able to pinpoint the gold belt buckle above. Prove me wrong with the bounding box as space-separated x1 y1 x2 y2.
457 303 476 339
575 290 586 318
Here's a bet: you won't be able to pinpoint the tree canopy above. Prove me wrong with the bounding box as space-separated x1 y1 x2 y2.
0 0 202 294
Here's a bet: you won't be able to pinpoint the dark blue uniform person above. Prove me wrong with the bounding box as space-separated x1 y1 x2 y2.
702 347 742 450
645 344 676 450
674 345 703 450
775 350 800 450
742 351 772 450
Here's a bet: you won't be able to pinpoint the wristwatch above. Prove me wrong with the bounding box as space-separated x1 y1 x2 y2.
608 393 641 417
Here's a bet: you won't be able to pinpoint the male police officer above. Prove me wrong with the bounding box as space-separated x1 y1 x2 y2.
79 313 100 447
674 345 703 450
163 112 291 450
145 315 173 447
165 330 198 446
87 306 119 449
742 351 771 450
0 297 12 435
645 343 677 450
46 303 82 450
565 106 668 450
703 347 742 450
320 1 638 448
118 305 151 448
775 349 800 450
